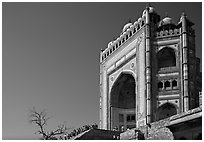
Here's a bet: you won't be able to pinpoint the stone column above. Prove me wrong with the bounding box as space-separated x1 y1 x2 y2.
179 27 184 113
100 64 108 129
145 8 151 124
99 51 103 128
181 13 189 112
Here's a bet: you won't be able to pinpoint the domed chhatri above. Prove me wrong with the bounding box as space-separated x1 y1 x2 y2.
158 16 175 27
149 6 157 14
108 41 113 48
142 6 157 17
122 23 132 33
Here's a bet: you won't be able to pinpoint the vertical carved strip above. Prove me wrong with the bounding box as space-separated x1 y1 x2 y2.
145 8 151 124
181 14 189 112
101 66 108 129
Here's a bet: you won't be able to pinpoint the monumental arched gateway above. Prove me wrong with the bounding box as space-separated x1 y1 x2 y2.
99 5 202 140
110 73 136 131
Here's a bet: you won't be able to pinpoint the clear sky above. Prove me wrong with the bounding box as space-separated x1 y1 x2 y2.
2 2 202 140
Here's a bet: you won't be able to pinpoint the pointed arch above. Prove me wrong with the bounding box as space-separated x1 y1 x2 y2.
157 47 176 68
156 102 177 121
110 72 136 109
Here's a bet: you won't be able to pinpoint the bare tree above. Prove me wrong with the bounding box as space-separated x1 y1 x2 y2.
29 107 68 140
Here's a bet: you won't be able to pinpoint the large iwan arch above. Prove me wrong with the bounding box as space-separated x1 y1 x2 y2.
110 72 136 131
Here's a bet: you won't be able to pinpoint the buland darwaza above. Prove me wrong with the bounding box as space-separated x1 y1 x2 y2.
98 6 202 140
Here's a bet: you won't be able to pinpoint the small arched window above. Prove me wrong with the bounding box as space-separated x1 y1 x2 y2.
158 81 163 90
157 47 176 69
164 81 171 89
172 80 177 89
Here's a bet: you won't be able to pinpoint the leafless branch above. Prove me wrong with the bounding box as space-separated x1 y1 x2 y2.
29 107 68 140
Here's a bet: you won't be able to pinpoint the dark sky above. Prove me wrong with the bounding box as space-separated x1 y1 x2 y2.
2 2 202 140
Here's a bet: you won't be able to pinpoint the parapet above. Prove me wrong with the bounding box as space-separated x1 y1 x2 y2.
101 10 147 63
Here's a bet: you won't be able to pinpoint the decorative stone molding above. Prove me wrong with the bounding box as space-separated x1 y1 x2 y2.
156 28 180 38
101 16 146 62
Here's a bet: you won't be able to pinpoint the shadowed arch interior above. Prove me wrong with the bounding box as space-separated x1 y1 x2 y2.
157 47 176 68
110 73 136 109
156 103 177 121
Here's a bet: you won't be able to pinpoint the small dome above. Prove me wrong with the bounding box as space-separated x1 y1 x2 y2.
159 17 175 27
122 23 132 32
143 7 156 15
142 9 146 16
133 21 138 26
149 7 157 14
108 41 113 48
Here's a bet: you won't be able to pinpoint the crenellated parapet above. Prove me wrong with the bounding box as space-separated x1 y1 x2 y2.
101 13 147 63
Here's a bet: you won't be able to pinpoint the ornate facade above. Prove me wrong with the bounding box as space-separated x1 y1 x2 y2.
99 5 202 138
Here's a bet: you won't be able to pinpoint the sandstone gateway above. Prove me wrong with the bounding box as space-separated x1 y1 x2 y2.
99 6 202 140
72 5 202 140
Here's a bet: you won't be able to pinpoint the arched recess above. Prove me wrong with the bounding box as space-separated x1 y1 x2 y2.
110 72 136 130
156 103 177 121
157 47 176 69
111 72 136 108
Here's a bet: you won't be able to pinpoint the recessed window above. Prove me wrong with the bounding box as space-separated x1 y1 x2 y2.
172 80 177 89
158 81 163 90
164 81 171 89
126 114 136 122
127 115 130 121
131 115 135 121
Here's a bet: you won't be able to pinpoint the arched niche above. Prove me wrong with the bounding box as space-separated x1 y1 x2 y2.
110 73 136 109
156 102 177 121
157 47 176 69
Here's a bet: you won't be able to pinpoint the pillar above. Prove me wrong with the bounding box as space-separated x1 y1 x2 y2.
181 13 189 112
145 7 151 124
